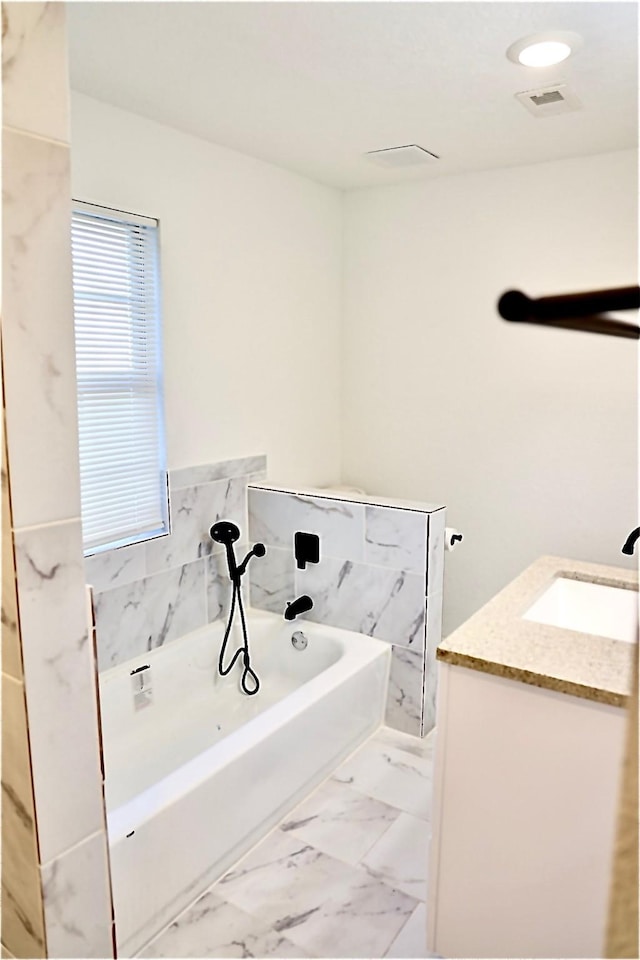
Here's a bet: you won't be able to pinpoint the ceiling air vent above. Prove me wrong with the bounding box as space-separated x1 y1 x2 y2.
515 83 581 117
365 144 440 168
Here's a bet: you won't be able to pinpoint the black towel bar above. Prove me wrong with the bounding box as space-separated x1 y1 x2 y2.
498 286 640 340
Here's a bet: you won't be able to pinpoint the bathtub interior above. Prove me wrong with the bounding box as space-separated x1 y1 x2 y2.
99 611 375 809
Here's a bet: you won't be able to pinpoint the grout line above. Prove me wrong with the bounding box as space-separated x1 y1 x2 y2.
93 548 225 597
12 516 81 535
260 541 428 578
39 825 106 872
3 123 70 149
383 898 426 958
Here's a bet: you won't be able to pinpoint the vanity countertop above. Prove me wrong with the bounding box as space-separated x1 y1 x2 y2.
437 555 638 706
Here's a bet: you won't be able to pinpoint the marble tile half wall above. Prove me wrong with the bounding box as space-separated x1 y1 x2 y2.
87 456 266 672
247 484 446 736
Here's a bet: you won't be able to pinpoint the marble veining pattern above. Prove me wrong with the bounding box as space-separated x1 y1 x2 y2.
145 477 247 575
94 560 206 671
13 520 105 864
217 830 416 958
248 487 365 561
1 674 46 957
385 645 424 737
139 891 307 958
279 778 400 866
3 7 114 956
84 542 146 593
2 129 82 529
206 548 243 623
41 831 114 959
422 592 443 736
89 459 264 671
1 2 70 142
332 737 433 821
140 726 434 959
296 557 425 650
365 507 427 575
248 484 445 738
248 546 295 616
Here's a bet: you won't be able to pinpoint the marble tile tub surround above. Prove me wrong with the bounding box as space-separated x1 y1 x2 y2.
2 4 116 957
139 725 436 959
248 483 446 736
88 456 266 671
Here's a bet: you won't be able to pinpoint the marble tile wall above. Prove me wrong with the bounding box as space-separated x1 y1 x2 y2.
1 5 114 956
247 484 446 736
88 456 266 672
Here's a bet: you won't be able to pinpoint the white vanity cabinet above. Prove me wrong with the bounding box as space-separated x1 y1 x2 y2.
427 556 636 960
427 662 626 959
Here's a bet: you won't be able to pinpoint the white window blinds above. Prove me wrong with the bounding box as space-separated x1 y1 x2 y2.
71 201 169 554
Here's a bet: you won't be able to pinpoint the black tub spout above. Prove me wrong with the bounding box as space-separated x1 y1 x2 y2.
284 595 314 621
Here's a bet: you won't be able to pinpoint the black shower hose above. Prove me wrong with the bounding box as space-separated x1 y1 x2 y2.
218 575 260 696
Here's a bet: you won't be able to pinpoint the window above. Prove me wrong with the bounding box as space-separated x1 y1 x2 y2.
71 201 169 555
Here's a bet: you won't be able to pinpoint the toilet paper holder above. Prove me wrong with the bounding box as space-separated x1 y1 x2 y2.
445 527 463 552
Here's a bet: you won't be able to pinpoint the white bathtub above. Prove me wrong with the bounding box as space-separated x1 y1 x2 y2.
98 609 390 956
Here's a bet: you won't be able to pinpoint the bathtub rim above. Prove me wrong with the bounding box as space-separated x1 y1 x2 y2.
105 614 391 842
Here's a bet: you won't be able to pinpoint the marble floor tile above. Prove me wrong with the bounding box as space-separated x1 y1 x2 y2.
216 829 417 958
332 738 433 821
283 868 416 959
372 725 436 763
139 890 309 958
280 778 401 866
135 727 435 960
384 902 427 958
361 812 429 900
216 829 348 916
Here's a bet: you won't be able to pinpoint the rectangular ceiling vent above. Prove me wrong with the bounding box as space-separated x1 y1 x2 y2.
515 83 581 118
365 144 440 168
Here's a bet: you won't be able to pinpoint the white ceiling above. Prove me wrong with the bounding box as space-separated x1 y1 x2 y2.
67 2 638 190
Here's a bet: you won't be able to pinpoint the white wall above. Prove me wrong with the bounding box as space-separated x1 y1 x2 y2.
70 99 637 636
70 92 343 487
343 150 638 635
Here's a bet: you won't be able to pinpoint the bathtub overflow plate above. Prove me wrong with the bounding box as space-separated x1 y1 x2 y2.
291 631 308 651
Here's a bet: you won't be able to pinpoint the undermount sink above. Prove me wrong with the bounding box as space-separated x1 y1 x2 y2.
523 576 639 643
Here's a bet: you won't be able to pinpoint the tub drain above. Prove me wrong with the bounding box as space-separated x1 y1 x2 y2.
291 631 308 651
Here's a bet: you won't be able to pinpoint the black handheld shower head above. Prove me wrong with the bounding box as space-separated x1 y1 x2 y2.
210 520 241 579
210 521 241 546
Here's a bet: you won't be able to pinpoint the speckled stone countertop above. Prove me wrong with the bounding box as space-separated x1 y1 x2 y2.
437 556 638 707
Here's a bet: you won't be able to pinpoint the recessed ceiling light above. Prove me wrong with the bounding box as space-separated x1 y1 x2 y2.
507 32 583 68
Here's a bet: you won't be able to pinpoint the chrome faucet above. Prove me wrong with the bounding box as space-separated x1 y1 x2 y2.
284 595 314 621
621 527 640 555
